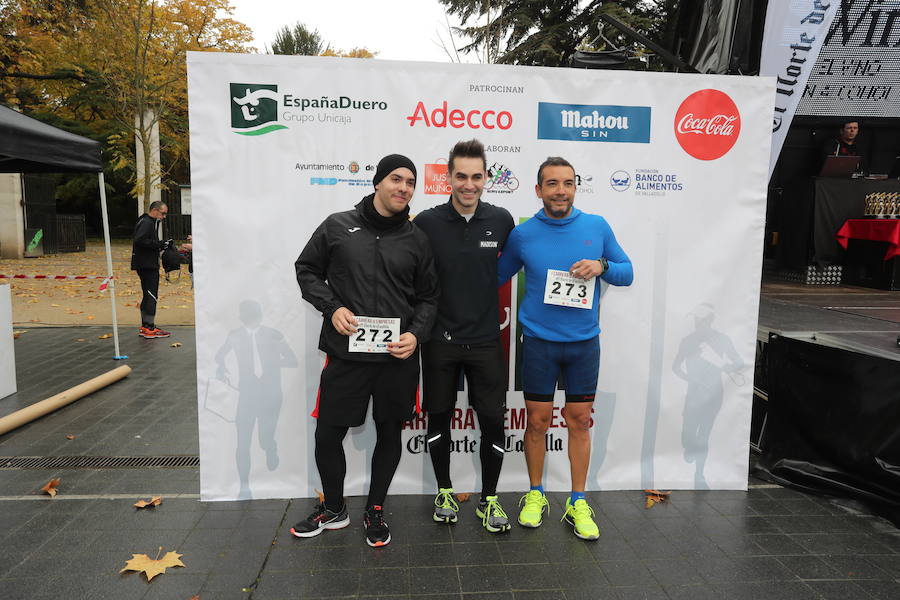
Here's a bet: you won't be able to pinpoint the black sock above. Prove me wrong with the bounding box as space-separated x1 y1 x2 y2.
426 411 453 489
314 422 348 512
367 419 403 508
478 411 505 502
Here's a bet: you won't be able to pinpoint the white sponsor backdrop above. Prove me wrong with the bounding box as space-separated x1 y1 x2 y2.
187 52 774 501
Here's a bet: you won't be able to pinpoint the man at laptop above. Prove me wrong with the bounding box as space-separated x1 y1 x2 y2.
820 120 866 175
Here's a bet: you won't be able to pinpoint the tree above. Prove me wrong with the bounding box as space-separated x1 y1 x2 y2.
1 0 254 211
437 0 671 68
268 22 376 59
270 22 325 55
319 47 376 59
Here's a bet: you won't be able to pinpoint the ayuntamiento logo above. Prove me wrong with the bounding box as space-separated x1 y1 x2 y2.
230 83 287 136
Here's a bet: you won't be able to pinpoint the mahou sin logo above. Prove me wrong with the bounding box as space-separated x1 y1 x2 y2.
674 89 741 161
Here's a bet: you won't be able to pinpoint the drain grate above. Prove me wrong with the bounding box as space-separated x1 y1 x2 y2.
0 456 199 469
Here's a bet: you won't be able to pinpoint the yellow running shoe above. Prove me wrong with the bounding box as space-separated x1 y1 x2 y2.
517 490 549 528
562 498 600 540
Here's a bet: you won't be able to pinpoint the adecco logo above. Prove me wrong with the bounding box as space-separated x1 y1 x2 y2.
674 89 741 160
230 83 287 136
406 101 513 129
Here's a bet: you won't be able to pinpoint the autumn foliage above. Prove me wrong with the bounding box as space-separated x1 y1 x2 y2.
0 1 254 204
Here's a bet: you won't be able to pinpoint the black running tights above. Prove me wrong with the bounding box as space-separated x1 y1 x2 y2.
427 410 505 501
314 419 403 512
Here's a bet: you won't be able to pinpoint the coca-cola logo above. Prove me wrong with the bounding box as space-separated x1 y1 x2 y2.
674 89 741 161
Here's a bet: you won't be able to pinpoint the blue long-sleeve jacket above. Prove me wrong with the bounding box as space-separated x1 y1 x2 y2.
497 207 633 342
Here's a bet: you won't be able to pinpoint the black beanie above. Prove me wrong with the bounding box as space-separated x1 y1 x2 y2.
373 154 417 187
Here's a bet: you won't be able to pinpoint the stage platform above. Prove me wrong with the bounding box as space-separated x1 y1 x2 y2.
758 280 900 361
754 279 900 527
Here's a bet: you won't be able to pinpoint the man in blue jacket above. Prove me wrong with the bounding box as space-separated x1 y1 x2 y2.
498 157 633 540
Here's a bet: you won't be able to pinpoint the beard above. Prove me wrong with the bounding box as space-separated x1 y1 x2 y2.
543 198 572 218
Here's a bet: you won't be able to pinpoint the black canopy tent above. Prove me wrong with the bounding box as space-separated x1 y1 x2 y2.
0 105 125 359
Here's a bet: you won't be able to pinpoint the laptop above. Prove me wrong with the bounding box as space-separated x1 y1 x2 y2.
819 155 861 177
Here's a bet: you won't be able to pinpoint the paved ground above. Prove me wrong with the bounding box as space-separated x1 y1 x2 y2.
1 328 899 600
1 240 195 327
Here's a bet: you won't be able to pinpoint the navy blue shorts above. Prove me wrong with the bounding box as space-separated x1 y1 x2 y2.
521 336 599 403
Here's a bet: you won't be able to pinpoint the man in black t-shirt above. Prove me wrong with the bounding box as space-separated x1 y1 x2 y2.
414 139 515 533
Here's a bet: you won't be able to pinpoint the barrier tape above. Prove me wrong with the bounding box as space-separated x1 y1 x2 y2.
0 274 114 291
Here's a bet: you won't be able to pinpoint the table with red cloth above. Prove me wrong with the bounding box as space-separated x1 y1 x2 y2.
835 219 900 261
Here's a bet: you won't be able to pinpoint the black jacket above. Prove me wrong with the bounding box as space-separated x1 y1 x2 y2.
413 198 514 344
131 213 164 270
295 198 439 362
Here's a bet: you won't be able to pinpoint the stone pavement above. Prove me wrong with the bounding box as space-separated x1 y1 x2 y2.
1 328 899 600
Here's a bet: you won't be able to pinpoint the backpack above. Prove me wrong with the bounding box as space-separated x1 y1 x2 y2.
161 242 182 281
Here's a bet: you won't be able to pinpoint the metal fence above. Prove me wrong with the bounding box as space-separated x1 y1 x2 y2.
163 214 192 241
56 214 86 252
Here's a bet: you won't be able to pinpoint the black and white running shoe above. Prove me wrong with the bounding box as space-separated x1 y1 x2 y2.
363 505 391 548
290 502 349 538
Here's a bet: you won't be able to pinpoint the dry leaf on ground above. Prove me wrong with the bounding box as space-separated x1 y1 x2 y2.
65 434 76 440
315 488 325 503
13 330 26 339
119 548 185 581
644 489 671 509
134 497 163 509
98 333 112 339
170 342 182 348
40 478 61 497
455 493 472 502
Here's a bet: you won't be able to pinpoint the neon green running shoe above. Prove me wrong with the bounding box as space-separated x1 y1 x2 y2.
433 488 459 523
517 490 549 528
562 498 600 540
475 495 511 533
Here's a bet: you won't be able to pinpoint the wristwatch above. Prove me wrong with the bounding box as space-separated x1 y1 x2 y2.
598 257 608 274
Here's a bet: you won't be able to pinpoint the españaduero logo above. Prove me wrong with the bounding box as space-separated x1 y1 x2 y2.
537 102 651 143
230 83 287 136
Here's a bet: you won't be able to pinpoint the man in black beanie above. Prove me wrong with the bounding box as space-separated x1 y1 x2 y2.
292 154 439 548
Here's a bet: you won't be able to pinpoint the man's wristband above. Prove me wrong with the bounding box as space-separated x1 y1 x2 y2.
598 257 609 274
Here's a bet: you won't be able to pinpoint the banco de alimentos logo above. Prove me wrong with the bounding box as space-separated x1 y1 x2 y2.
230 83 287 136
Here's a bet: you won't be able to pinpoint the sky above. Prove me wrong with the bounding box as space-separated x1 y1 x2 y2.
228 0 478 63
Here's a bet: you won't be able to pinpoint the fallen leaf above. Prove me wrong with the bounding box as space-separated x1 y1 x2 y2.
315 488 325 503
50 303 61 307
134 496 163 509
119 547 185 581
41 478 61 497
455 493 471 502
65 434 76 440
86 315 96 320
161 305 170 309
189 596 200 600
74 338 86 342
644 489 671 509
170 342 182 348
98 333 112 339
13 330 26 339
178 305 189 309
